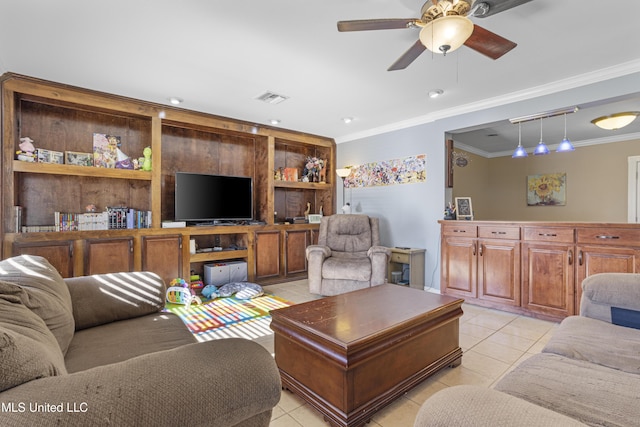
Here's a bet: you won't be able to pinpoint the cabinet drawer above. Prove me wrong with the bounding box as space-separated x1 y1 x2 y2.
478 226 520 240
577 227 640 246
523 227 574 243
442 224 477 237
391 252 410 264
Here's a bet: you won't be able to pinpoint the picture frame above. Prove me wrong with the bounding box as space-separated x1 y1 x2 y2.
37 148 64 164
308 214 322 224
455 197 473 220
65 151 93 167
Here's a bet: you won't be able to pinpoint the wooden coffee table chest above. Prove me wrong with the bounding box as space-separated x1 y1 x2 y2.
269 284 463 427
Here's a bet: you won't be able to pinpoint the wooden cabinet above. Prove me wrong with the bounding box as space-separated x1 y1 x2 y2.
441 224 520 307
1 73 334 282
12 240 74 278
284 229 309 276
84 238 134 275
574 227 640 311
441 226 477 298
254 230 281 280
440 221 640 321
141 234 182 285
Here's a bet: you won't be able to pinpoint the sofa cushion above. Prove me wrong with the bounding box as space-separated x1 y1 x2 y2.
580 272 640 324
65 271 166 330
543 315 640 375
496 352 640 427
64 311 195 373
0 255 74 355
322 256 371 281
0 281 67 392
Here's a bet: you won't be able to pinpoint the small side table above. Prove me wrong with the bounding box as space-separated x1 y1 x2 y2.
388 247 425 290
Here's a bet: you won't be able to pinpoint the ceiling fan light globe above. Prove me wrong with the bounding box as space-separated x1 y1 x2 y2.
419 16 474 54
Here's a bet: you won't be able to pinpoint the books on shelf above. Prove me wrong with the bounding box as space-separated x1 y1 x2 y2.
29 207 153 233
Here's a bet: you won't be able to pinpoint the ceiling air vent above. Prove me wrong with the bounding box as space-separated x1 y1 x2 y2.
255 91 289 105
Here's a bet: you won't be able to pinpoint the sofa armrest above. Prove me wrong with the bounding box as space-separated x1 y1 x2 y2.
1 339 281 427
368 246 391 286
414 385 587 427
65 271 166 331
306 245 331 294
580 273 640 325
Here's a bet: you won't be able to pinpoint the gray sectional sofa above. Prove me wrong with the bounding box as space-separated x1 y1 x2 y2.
0 255 281 426
415 273 640 427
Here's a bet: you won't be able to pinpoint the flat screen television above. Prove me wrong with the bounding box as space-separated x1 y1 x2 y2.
175 172 253 224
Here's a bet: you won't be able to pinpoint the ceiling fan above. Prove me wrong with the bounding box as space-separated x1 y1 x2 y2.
337 0 530 71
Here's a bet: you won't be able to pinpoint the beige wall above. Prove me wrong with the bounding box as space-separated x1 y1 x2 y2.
452 138 640 222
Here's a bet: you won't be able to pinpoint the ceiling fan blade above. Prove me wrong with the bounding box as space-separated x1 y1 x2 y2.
464 24 517 60
337 19 416 32
472 0 534 18
388 40 426 71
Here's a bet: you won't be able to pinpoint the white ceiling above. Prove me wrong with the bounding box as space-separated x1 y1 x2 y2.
1 0 639 153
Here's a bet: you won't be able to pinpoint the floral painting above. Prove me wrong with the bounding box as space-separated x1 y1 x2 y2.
344 154 426 188
527 173 566 206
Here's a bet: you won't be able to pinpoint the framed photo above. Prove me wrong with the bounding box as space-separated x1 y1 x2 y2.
308 214 322 224
37 148 64 164
455 197 473 220
65 151 93 167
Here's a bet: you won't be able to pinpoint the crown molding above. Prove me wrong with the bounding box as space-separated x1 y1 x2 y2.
336 59 640 144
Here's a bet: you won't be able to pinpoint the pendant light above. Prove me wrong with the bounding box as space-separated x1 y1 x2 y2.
556 113 575 152
511 122 528 158
533 118 550 155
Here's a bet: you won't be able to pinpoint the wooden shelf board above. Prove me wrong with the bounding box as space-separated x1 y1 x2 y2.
274 181 331 190
13 160 152 180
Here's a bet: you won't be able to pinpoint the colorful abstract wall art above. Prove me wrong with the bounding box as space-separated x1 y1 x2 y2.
344 154 426 188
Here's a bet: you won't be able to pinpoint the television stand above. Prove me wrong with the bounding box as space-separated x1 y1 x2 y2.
192 221 239 227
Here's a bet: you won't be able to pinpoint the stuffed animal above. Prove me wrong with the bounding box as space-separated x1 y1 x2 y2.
201 284 219 299
16 137 36 162
218 282 264 299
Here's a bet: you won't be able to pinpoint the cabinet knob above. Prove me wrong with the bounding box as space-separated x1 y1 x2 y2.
578 250 583 266
568 249 573 266
595 235 620 239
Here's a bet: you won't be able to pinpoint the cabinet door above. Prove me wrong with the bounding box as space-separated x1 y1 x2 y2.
85 238 134 275
441 236 477 298
13 241 74 278
522 243 574 318
575 245 640 312
478 239 520 306
141 235 182 286
285 230 309 276
255 231 281 280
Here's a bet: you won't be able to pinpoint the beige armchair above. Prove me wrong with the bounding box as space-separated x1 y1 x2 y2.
306 214 391 296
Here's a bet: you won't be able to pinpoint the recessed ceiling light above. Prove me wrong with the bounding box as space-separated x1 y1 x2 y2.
428 89 444 99
168 97 183 105
342 117 353 124
270 119 281 125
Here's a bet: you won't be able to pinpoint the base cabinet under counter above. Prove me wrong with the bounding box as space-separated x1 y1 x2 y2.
439 221 640 321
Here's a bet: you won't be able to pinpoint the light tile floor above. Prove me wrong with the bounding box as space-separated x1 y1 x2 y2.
257 280 558 427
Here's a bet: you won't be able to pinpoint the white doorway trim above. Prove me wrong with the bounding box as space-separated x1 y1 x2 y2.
628 156 640 223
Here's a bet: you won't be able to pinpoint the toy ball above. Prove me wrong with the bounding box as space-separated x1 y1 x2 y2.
202 284 218 299
170 278 189 288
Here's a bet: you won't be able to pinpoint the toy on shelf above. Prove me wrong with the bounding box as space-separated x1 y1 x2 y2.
16 137 36 162
166 278 202 307
141 146 152 171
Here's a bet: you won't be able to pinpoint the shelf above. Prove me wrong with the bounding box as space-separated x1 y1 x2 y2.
13 160 152 180
274 181 331 190
190 249 248 263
